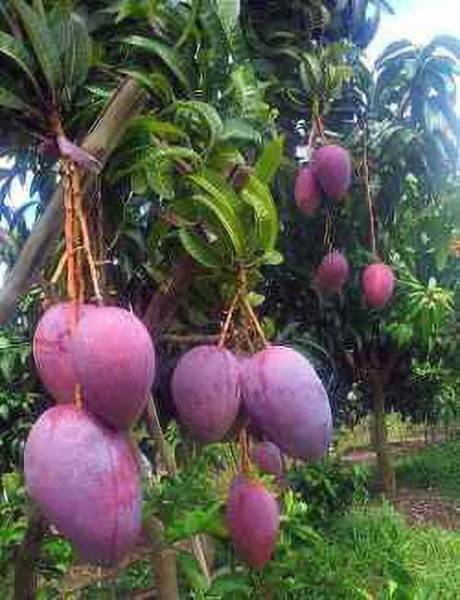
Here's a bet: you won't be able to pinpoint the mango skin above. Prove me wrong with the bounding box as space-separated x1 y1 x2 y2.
294 167 322 216
226 475 279 568
315 250 350 294
362 262 395 308
33 303 95 404
172 345 241 442
250 441 283 477
24 405 142 565
313 145 352 200
241 346 332 460
72 306 156 430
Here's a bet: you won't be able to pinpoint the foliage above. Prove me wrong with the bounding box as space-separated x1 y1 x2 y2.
396 439 460 500
287 458 369 525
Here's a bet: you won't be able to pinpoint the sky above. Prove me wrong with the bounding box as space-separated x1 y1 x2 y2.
366 0 460 63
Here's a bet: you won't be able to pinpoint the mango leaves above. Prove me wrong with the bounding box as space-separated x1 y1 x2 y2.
177 147 283 270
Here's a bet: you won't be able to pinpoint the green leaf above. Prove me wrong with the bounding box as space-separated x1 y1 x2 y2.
124 35 190 92
0 86 34 112
216 0 240 32
175 100 223 151
220 118 261 144
57 12 91 92
0 32 39 92
127 115 187 142
254 136 284 184
13 0 61 90
119 69 174 104
179 228 224 269
262 250 283 265
241 175 279 251
189 170 246 256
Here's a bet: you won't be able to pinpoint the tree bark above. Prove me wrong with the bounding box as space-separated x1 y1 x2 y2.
145 518 179 600
14 505 47 600
370 369 396 498
0 79 146 325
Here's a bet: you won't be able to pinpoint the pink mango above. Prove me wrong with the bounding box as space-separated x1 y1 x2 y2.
362 262 395 308
171 345 241 442
313 145 352 200
294 167 322 216
241 346 332 460
250 441 283 477
72 306 155 429
315 250 350 295
24 405 141 565
226 475 279 568
33 302 95 404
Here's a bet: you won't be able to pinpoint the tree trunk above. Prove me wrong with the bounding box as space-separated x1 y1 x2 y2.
370 370 396 498
145 518 179 600
14 505 47 600
0 79 146 325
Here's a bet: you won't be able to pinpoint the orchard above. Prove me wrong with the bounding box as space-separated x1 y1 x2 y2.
0 1 458 598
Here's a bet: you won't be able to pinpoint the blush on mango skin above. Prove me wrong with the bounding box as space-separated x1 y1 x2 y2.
315 250 350 295
226 474 279 569
313 145 352 201
33 304 155 430
171 345 241 442
24 405 142 565
240 345 332 461
362 262 396 308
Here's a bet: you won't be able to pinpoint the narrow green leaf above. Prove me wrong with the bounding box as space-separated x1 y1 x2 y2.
191 190 245 257
179 229 224 269
216 0 240 32
254 136 284 184
220 118 261 144
13 0 61 90
57 13 91 92
175 100 223 150
0 32 39 92
0 86 34 112
124 35 190 92
127 115 188 142
241 175 279 251
119 69 174 104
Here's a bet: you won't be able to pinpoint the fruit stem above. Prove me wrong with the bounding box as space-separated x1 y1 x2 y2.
50 250 67 285
362 128 377 258
218 291 240 348
71 165 104 305
242 297 267 348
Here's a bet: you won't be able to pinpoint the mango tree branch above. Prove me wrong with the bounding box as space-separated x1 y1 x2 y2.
0 79 147 325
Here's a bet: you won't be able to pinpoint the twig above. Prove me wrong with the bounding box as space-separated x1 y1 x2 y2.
362 128 377 257
242 297 267 347
218 292 240 349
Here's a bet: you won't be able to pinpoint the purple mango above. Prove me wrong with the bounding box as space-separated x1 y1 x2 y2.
250 441 283 477
315 250 350 295
294 167 322 216
24 405 141 565
313 145 352 200
33 302 95 404
362 262 395 308
72 306 155 430
241 345 332 460
226 475 279 568
171 345 241 442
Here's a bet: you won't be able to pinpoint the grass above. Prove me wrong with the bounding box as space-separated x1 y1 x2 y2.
396 438 460 499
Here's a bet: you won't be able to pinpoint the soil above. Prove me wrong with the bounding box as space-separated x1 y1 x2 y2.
342 437 460 531
394 486 460 530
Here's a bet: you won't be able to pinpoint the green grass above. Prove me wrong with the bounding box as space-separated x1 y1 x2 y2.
327 503 460 598
396 438 460 499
